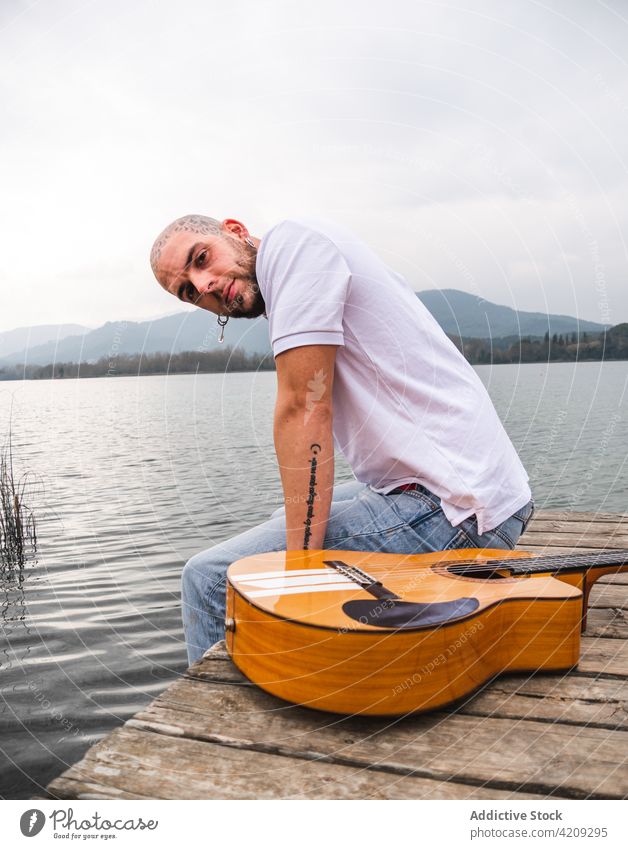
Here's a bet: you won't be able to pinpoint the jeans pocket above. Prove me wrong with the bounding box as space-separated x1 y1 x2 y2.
443 528 478 551
511 499 535 534
459 512 518 550
520 500 535 532
483 527 518 550
484 513 530 550
386 488 441 526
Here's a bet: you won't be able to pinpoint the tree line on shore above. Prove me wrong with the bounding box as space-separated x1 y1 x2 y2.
0 348 275 380
0 323 626 380
451 323 628 364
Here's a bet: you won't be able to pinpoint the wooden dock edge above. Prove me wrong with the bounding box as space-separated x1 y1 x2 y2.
44 511 628 800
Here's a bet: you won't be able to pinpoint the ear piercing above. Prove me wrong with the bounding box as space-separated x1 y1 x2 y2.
217 314 229 343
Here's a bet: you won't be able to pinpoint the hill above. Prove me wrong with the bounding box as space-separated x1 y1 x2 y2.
0 289 610 367
417 289 607 339
0 311 271 366
0 324 90 359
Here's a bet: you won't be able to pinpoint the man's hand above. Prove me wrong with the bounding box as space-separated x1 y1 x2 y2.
274 345 338 550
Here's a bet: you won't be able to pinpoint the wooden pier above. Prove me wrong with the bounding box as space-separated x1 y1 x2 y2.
45 511 628 800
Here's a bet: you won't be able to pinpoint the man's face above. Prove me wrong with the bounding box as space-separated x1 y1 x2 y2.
155 226 265 319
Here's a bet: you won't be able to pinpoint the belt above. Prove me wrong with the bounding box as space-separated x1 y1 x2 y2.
389 482 421 494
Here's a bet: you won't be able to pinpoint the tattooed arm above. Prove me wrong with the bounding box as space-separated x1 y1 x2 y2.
274 345 337 550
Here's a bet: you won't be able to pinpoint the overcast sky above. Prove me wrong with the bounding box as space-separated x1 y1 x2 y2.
1 0 627 332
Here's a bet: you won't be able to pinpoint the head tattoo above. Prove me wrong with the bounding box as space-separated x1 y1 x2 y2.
149 213 266 319
150 214 222 278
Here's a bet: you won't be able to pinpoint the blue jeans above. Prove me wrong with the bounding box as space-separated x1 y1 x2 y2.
181 480 534 664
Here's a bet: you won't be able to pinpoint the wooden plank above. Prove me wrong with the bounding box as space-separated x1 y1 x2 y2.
598 574 628 585
586 608 628 640
579 637 628 677
46 779 153 800
461 675 628 729
532 512 628 523
519 533 628 549
588 583 628 609
46 726 552 800
190 616 628 701
526 521 628 536
187 650 250 686
192 635 628 684
190 644 628 730
522 530 628 544
190 644 628 729
127 674 628 799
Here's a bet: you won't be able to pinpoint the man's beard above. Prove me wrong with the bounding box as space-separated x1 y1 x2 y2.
224 239 266 319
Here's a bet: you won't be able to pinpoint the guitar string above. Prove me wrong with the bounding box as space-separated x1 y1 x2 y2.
324 550 628 586
449 550 628 575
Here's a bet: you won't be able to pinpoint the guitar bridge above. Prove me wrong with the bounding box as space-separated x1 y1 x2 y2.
323 560 401 601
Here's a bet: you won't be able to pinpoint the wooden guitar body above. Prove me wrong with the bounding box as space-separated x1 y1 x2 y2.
225 548 586 716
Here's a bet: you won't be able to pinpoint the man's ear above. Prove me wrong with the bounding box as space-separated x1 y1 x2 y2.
221 218 249 240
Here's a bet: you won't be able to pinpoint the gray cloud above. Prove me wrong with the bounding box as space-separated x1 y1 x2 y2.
1 0 626 330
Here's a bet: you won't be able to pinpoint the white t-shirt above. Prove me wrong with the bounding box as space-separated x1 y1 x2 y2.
256 217 531 534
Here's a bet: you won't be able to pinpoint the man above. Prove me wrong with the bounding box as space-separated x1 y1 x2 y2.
150 214 533 664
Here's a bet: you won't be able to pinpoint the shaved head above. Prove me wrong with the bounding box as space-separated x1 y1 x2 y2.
149 213 265 319
150 214 222 280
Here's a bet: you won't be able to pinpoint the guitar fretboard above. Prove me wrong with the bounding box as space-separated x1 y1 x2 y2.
450 549 628 577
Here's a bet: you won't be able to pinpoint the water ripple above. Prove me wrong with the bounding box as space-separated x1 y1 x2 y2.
0 365 626 797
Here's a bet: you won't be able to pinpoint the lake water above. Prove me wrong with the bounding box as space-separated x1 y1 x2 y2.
1 362 627 798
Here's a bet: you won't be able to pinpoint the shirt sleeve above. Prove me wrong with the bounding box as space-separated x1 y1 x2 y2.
260 221 351 357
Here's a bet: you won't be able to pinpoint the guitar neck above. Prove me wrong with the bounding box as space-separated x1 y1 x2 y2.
508 549 628 633
510 550 628 577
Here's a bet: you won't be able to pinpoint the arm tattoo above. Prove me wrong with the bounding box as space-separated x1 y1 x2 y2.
303 443 320 549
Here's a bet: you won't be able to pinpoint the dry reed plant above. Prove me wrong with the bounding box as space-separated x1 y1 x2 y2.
0 436 37 574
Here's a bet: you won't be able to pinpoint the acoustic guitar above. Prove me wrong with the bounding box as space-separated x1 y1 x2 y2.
224 547 627 716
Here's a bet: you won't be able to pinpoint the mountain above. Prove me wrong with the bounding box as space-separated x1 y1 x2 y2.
417 289 607 339
0 324 90 359
0 290 610 367
0 310 271 366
